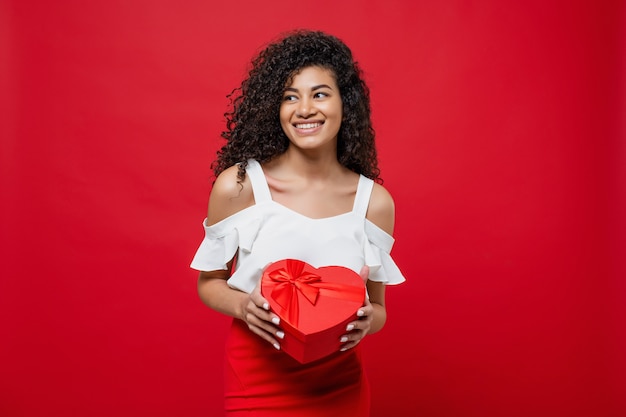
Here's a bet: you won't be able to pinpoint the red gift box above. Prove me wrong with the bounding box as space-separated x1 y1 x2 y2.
260 259 366 364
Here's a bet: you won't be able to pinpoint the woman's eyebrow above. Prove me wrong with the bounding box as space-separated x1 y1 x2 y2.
284 84 334 93
312 84 333 91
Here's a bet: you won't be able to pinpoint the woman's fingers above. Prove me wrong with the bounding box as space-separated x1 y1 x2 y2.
340 322 368 351
249 329 281 350
244 285 283 349
340 300 374 351
244 303 283 349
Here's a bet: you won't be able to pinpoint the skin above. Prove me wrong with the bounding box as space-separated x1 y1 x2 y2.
197 65 396 352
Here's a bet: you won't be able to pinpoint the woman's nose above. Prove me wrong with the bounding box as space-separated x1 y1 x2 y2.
296 97 314 117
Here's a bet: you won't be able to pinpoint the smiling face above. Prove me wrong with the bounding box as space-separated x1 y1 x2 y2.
279 66 343 154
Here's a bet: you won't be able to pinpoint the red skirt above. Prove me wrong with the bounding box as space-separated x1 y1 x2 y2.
223 319 370 417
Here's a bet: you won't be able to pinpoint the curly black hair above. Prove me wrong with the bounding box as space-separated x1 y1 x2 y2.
212 30 380 182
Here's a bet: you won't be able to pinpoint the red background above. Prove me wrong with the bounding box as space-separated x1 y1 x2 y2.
2 1 625 416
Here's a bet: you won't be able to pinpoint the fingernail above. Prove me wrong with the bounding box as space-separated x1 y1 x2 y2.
346 324 355 331
273 343 281 350
340 347 349 352
276 331 285 339
263 302 269 311
357 310 365 317
271 317 280 325
340 336 349 343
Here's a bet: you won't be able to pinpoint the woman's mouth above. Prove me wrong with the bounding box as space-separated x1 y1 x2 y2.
294 122 323 129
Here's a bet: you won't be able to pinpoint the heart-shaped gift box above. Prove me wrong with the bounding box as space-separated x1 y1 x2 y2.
261 259 366 364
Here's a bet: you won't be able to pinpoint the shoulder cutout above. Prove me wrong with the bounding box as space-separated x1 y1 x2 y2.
365 182 395 236
206 165 255 226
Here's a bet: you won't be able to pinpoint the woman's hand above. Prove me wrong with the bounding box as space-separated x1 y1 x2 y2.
240 282 284 350
340 297 374 351
339 265 375 351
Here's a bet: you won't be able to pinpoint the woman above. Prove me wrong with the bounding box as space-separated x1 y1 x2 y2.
191 30 405 416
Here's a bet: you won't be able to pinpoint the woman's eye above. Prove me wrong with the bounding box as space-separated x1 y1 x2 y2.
314 92 328 99
283 95 297 102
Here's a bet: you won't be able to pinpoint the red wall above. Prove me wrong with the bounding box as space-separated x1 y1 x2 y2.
2 1 624 416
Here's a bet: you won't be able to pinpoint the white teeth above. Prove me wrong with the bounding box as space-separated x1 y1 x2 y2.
295 123 321 129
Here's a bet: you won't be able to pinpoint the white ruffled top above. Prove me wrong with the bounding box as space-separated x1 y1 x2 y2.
190 159 405 294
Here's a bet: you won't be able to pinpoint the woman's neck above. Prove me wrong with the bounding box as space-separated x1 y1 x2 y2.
271 147 345 181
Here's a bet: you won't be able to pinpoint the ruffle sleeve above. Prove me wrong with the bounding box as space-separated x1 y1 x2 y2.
363 220 406 285
190 208 262 272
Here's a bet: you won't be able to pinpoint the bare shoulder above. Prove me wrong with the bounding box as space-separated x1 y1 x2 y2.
366 182 396 236
206 164 255 225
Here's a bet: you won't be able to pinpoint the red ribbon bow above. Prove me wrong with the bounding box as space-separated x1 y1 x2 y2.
268 259 322 326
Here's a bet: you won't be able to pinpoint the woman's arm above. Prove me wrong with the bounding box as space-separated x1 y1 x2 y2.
196 165 284 350
340 182 395 351
198 267 283 349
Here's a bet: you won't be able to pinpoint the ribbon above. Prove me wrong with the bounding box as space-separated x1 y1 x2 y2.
266 259 364 326
268 259 322 325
